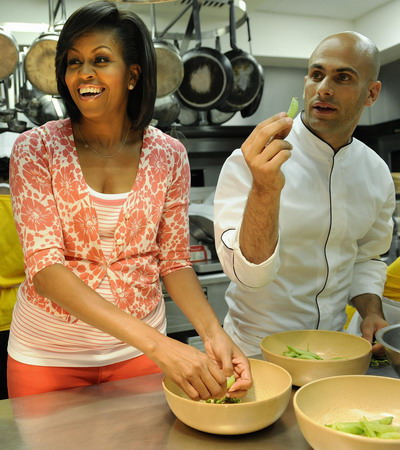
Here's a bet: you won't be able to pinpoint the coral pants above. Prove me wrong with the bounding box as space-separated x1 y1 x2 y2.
7 354 161 398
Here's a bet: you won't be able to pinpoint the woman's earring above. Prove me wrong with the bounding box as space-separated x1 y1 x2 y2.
128 84 134 90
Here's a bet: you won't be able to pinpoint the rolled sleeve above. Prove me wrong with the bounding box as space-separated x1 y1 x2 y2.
214 150 280 290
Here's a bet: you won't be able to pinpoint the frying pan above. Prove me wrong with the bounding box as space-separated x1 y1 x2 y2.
177 103 199 126
176 0 234 111
0 28 19 81
240 17 265 118
218 2 263 113
207 108 236 125
150 5 184 98
153 94 180 129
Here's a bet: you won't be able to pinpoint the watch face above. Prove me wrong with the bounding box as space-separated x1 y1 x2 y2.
0 32 19 81
24 37 59 95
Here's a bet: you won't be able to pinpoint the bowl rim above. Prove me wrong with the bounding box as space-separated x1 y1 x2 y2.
375 324 400 353
260 330 372 362
162 358 292 406
293 374 400 445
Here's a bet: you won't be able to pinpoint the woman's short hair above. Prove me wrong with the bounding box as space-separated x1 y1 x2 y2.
55 1 156 129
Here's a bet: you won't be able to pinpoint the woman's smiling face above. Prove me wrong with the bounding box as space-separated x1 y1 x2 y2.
65 30 139 121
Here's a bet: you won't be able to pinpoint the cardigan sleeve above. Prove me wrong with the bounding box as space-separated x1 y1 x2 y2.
157 138 192 277
10 128 66 281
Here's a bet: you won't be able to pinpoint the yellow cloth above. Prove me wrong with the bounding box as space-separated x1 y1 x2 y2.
382 257 400 301
0 194 25 331
344 257 400 329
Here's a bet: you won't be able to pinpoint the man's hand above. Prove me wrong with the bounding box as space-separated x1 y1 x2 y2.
352 293 389 356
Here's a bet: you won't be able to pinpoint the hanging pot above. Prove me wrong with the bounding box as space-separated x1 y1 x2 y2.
152 94 180 129
176 1 234 111
177 104 199 126
218 3 263 113
24 32 59 95
0 28 19 81
154 40 184 98
207 108 236 125
240 60 264 118
150 6 184 98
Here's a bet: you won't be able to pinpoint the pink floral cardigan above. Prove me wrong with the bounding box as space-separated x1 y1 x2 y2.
10 119 191 323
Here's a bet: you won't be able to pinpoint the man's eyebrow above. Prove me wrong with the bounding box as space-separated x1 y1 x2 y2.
309 63 358 76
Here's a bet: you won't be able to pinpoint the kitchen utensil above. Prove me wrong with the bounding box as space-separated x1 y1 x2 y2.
163 358 292 435
0 28 19 81
176 0 234 111
150 5 184 98
218 1 263 113
260 329 372 386
0 109 15 123
177 103 199 126
294 375 400 450
240 18 264 118
24 32 59 95
7 119 27 133
207 108 235 125
152 94 180 128
375 323 400 376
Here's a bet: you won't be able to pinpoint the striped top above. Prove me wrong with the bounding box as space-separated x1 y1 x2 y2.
8 187 166 367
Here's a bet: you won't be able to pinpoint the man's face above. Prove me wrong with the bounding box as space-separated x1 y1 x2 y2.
303 36 378 150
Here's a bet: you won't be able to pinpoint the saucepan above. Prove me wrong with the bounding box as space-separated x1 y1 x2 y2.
218 2 263 113
176 0 234 111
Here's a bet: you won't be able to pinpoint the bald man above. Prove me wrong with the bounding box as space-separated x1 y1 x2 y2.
214 32 395 356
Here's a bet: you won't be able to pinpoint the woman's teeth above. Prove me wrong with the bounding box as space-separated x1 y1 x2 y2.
79 87 102 96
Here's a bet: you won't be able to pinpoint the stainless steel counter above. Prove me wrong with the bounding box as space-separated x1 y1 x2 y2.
1 363 397 450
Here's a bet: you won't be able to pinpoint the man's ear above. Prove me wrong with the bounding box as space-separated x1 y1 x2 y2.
365 80 381 107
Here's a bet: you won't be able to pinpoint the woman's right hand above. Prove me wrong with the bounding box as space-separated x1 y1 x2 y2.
150 336 229 401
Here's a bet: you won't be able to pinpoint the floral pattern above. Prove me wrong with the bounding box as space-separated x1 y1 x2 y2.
10 119 191 323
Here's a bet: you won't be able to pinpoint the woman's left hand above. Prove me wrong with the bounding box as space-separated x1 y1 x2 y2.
202 329 253 398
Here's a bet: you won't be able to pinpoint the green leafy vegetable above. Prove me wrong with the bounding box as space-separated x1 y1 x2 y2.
326 416 400 439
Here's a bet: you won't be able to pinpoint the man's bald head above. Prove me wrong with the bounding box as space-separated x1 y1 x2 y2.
310 31 380 82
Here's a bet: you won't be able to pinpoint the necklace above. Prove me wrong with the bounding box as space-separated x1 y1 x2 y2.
77 124 131 159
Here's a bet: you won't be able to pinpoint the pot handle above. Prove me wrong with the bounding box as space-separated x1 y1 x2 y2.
192 0 203 49
229 0 239 51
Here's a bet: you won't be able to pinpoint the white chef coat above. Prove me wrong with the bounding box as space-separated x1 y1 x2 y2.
214 113 396 356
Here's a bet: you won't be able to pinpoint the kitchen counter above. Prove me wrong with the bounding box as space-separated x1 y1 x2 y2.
1 363 397 450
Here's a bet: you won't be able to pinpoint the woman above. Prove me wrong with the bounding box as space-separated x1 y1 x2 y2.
8 1 251 399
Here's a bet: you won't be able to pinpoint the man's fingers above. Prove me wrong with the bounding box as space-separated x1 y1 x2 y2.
243 116 293 158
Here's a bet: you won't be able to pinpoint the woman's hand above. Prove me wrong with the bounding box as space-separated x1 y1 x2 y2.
150 332 252 401
202 329 252 398
151 336 229 400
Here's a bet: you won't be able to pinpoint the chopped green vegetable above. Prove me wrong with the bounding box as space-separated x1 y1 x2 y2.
326 416 400 439
226 375 236 390
283 345 323 360
205 397 241 404
286 97 299 119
